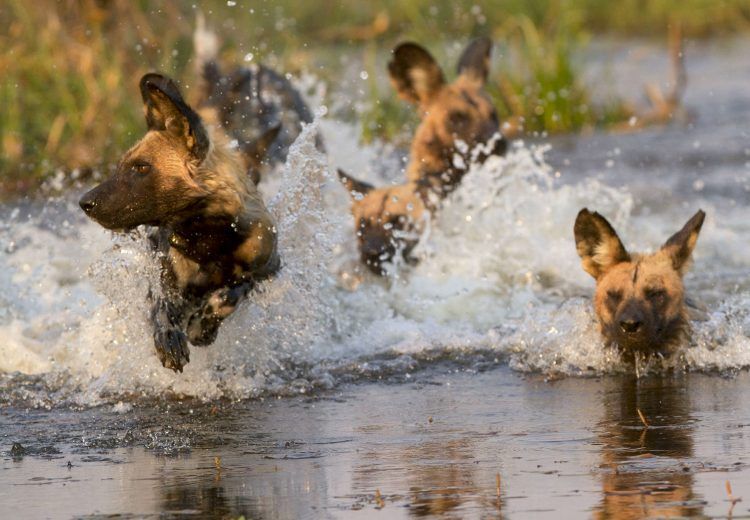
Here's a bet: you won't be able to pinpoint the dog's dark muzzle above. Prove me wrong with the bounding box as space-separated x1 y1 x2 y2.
78 191 98 216
78 181 149 231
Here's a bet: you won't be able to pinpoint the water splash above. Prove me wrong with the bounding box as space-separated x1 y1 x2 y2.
0 121 748 407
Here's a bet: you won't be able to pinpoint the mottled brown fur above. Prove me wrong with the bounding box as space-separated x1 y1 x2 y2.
339 38 505 275
389 38 506 205
574 208 705 357
80 73 279 372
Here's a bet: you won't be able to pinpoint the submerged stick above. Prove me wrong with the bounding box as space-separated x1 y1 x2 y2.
726 479 742 517
374 489 385 509
637 408 649 428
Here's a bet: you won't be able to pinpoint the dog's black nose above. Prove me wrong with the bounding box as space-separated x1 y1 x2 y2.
619 320 642 334
79 196 96 214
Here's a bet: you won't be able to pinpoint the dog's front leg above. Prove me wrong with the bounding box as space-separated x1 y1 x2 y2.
148 234 195 372
150 295 191 372
186 283 252 347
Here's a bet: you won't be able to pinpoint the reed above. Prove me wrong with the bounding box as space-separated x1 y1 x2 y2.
0 0 748 194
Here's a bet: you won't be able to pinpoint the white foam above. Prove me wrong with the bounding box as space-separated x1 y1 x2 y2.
1 119 749 406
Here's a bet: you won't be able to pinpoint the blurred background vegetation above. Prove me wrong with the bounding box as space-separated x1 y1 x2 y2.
1 0 749 195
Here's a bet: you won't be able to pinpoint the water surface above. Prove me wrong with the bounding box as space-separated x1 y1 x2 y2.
2 370 750 518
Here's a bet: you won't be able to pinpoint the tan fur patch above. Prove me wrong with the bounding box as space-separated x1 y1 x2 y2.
234 221 277 272
405 80 498 191
350 183 426 228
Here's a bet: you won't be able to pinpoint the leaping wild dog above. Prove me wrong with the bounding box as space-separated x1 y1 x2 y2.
338 38 506 275
79 73 280 372
574 209 705 357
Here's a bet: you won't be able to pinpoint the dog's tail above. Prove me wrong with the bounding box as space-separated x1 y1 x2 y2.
193 12 221 95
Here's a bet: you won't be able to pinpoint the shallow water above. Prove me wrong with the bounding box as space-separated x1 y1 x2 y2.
2 370 750 519
1 38 750 518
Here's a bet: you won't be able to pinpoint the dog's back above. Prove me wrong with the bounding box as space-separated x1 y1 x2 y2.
194 16 318 173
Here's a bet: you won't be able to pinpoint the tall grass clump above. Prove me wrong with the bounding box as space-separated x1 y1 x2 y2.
489 7 631 135
0 1 193 195
0 0 749 194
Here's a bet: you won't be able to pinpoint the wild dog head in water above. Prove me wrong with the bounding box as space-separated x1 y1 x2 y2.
79 74 213 230
574 209 705 356
79 73 277 230
337 170 426 276
388 37 506 204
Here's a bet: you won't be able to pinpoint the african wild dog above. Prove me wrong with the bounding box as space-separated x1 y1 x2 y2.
337 171 425 275
574 208 705 357
79 73 280 372
339 37 506 275
193 15 320 184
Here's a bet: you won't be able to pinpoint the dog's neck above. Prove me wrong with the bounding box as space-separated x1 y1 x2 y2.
166 213 247 262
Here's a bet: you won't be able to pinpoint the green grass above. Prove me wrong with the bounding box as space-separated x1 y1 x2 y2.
1 0 749 194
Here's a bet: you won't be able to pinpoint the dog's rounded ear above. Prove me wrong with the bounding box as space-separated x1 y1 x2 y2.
337 169 374 199
243 124 282 185
457 37 492 87
139 73 209 162
243 124 282 164
662 209 705 275
388 42 445 105
574 208 630 279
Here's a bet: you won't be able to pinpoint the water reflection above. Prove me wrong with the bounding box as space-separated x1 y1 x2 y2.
403 438 483 517
594 376 704 519
352 434 503 518
160 482 251 519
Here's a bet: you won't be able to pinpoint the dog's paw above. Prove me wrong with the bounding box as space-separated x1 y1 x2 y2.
154 327 190 372
186 287 243 346
186 313 221 346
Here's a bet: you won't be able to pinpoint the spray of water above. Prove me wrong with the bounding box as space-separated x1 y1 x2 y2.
0 119 748 407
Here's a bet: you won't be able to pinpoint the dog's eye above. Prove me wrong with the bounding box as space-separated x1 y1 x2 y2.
645 288 666 301
448 110 471 131
606 290 623 302
133 162 151 175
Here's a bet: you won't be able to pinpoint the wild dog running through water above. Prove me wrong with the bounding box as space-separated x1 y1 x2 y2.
338 38 506 275
79 74 280 372
574 208 706 359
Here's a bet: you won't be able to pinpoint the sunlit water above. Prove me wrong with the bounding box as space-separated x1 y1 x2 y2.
1 37 750 520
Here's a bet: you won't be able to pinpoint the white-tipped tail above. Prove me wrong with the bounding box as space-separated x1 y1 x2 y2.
193 12 219 73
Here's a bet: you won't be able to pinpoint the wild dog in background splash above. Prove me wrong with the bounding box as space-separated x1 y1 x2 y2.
193 14 321 185
79 74 280 372
339 37 506 275
574 208 706 358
